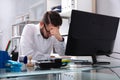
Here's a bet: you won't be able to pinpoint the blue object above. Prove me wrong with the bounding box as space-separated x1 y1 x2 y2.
0 50 11 68
23 56 28 64
7 60 22 67
6 60 22 72
51 5 61 12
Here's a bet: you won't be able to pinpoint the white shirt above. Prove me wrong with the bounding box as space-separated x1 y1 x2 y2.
19 24 65 60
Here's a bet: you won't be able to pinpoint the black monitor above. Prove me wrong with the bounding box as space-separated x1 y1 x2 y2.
65 10 119 65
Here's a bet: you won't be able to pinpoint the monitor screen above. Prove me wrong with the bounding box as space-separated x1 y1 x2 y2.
65 10 119 64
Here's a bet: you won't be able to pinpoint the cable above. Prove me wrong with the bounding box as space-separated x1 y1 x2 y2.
106 55 120 60
108 67 120 79
94 66 120 80
112 52 120 54
80 65 120 79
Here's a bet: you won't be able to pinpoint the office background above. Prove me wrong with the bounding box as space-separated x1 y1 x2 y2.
0 0 93 50
0 0 120 76
0 0 120 51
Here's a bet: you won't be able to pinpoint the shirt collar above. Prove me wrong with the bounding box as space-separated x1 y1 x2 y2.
36 23 41 35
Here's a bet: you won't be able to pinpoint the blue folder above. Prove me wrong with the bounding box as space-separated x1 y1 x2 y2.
0 50 11 68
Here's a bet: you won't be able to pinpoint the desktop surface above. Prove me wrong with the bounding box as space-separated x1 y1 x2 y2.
0 59 120 80
0 71 119 80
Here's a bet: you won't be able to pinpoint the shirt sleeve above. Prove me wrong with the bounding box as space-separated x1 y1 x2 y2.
19 24 35 57
52 36 65 56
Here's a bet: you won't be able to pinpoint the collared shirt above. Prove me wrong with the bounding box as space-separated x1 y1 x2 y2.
19 24 65 60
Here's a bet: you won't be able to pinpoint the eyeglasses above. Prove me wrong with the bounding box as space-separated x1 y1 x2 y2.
44 24 50 33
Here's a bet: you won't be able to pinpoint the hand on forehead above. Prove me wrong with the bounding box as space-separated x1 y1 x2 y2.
48 24 59 30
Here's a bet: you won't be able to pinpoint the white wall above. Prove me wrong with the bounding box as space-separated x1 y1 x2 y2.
0 31 2 49
97 0 120 75
77 0 93 12
47 0 61 11
0 0 42 50
15 0 41 16
0 0 93 50
97 0 120 52
0 0 16 50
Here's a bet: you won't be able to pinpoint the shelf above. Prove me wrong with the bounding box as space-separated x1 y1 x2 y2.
12 36 21 39
60 11 71 19
12 20 39 26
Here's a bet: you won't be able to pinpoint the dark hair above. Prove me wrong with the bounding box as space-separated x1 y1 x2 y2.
42 11 62 27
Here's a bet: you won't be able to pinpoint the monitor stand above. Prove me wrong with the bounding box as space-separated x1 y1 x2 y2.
73 60 92 65
92 55 110 65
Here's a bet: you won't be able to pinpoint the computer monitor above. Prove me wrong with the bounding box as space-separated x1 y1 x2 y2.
65 10 119 65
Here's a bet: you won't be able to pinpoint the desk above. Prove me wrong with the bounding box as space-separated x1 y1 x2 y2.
0 62 120 80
